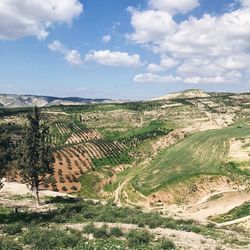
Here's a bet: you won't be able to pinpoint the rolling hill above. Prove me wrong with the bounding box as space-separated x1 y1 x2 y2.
0 94 112 108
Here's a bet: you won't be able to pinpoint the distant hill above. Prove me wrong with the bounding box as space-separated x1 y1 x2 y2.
0 94 113 108
152 89 211 100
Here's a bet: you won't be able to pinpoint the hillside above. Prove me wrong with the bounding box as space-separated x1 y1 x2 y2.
0 90 250 249
0 94 112 108
152 89 211 100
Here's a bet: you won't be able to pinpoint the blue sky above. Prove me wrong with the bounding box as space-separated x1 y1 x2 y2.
0 0 249 100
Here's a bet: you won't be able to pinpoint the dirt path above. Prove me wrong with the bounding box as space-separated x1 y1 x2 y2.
113 178 131 206
61 222 246 250
184 191 250 222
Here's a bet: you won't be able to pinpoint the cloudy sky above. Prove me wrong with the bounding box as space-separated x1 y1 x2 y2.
0 0 250 100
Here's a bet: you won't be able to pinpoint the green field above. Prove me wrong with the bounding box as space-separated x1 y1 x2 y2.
131 125 250 195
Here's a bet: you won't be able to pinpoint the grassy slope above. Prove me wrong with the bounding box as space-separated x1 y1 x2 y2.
131 125 250 195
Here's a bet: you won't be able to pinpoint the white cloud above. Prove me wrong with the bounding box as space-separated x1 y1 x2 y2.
149 0 200 15
134 73 181 83
129 1 250 85
147 57 179 72
65 50 83 65
48 40 65 53
240 0 250 7
0 0 83 40
127 9 176 44
102 34 111 43
85 50 143 67
134 71 241 85
48 40 84 65
184 71 242 84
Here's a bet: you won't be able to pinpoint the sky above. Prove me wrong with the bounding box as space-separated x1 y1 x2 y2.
0 0 250 100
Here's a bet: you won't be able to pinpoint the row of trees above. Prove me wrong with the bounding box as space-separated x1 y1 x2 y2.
0 107 54 204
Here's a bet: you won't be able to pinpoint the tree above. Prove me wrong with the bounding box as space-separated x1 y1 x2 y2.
0 126 13 189
18 107 54 204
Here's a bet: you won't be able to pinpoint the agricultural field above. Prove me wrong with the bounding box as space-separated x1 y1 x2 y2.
1 90 250 247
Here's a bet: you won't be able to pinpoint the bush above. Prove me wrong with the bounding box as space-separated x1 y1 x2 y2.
21 227 83 250
83 223 95 234
110 227 123 237
159 238 176 249
62 186 68 192
3 222 23 235
126 229 153 248
93 225 109 239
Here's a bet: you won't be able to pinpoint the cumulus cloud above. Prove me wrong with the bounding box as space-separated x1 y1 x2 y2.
0 0 83 40
147 57 179 72
48 40 84 65
129 0 250 85
102 34 112 43
127 9 176 44
85 50 143 67
149 0 200 15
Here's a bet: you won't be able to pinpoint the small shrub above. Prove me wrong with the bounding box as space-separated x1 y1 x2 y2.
110 227 123 237
3 222 23 235
159 238 176 249
93 225 109 239
126 229 153 248
59 176 65 183
71 186 78 191
62 186 68 192
83 223 95 234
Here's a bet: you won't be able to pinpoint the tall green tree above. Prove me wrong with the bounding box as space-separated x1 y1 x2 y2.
18 107 54 204
0 126 13 189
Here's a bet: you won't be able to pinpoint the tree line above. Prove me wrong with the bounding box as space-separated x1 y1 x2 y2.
0 107 54 204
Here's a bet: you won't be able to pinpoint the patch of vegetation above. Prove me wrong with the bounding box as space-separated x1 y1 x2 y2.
21 227 84 250
210 202 250 223
0 236 22 250
78 172 101 199
126 229 153 248
110 227 123 237
3 222 23 235
92 152 132 168
158 238 176 250
207 193 223 202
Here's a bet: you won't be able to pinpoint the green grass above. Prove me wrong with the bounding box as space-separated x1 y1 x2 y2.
210 202 250 223
207 194 223 202
78 172 101 199
101 120 172 142
231 161 250 175
131 125 250 195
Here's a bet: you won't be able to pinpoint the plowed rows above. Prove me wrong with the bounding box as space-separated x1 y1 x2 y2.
8 137 128 194
51 147 92 193
80 140 126 159
55 123 102 144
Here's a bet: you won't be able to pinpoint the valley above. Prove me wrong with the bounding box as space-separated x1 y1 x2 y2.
0 89 250 249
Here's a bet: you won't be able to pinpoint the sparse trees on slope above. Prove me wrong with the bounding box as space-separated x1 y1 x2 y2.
0 126 13 189
18 107 54 204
